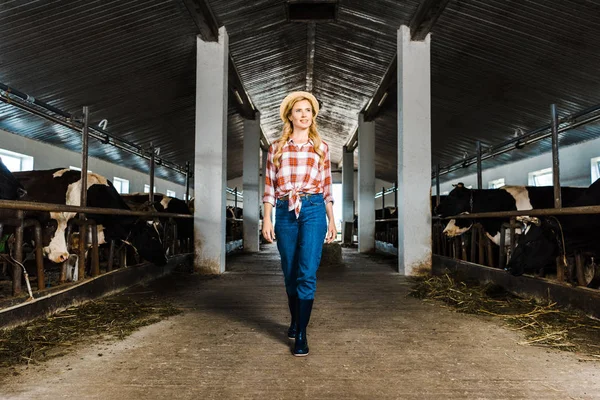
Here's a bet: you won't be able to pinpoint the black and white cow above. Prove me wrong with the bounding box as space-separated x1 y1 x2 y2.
506 178 600 276
121 193 193 242
14 168 167 266
435 183 587 245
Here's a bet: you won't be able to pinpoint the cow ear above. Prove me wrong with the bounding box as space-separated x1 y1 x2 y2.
17 188 27 198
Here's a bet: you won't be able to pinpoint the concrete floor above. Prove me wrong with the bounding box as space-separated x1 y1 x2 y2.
1 245 599 399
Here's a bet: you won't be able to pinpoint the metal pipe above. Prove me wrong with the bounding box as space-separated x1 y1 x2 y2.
171 219 177 256
394 181 397 208
149 144 155 205
12 210 24 296
487 238 495 268
234 187 238 209
107 240 115 272
33 222 45 291
476 141 482 189
382 186 385 209
470 227 477 262
119 246 127 268
477 226 485 265
551 104 562 208
0 82 71 118
78 223 87 280
90 221 99 277
0 199 193 218
80 106 89 223
435 164 440 208
509 217 516 255
435 203 600 219
185 161 190 204
499 223 507 268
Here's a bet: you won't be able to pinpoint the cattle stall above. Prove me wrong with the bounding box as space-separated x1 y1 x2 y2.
349 184 399 252
0 86 195 310
432 103 600 295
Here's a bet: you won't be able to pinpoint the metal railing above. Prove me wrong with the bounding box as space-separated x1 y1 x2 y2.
0 201 192 299
433 204 600 287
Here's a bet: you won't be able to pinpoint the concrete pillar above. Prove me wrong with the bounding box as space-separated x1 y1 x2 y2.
397 25 432 275
194 27 229 274
342 145 355 243
243 114 260 252
358 113 375 253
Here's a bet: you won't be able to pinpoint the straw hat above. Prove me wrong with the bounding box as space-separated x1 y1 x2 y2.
279 91 320 122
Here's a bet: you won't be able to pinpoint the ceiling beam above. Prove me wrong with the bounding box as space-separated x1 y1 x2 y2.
360 0 449 123
181 0 219 42
409 0 451 41
361 55 397 122
180 0 270 149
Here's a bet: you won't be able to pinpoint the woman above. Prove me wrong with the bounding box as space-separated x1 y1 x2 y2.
262 91 337 357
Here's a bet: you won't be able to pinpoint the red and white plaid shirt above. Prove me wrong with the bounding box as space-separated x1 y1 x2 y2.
263 138 334 218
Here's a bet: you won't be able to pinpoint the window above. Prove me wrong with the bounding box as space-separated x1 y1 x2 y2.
69 166 92 173
442 191 449 195
488 178 505 189
166 190 176 198
528 168 553 186
113 177 130 194
591 157 600 183
0 149 33 172
144 184 157 193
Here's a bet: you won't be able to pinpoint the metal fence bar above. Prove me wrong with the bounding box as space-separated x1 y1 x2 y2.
0 199 192 218
435 204 600 220
550 104 562 208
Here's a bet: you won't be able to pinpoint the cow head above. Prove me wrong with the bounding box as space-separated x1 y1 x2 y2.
505 219 559 276
0 158 27 200
435 183 473 237
128 220 167 266
42 212 74 263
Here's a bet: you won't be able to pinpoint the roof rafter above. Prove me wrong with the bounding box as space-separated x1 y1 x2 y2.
360 0 449 123
180 0 270 149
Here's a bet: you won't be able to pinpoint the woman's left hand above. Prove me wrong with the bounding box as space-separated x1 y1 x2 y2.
325 220 337 243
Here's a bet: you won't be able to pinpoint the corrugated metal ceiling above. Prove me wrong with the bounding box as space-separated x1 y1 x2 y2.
1 0 600 186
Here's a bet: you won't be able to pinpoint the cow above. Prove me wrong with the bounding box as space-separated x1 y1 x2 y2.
121 193 193 244
0 157 26 200
506 178 600 277
435 183 587 245
13 168 167 266
226 206 243 241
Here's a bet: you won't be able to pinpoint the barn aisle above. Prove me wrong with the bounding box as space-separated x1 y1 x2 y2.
1 244 598 399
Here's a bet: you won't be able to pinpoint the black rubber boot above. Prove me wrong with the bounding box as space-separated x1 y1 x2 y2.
287 294 298 339
293 299 314 357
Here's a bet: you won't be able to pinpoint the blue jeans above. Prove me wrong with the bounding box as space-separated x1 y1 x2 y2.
275 193 327 300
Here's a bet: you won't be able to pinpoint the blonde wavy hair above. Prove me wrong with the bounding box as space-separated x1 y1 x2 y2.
273 95 325 168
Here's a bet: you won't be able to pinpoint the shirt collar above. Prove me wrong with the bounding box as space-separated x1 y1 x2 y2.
287 138 314 147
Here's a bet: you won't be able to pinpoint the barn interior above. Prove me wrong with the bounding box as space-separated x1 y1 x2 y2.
1 0 600 398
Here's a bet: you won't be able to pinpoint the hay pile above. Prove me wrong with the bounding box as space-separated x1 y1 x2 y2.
0 298 181 369
410 274 600 359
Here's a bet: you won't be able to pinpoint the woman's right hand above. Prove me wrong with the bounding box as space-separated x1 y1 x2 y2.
262 218 276 243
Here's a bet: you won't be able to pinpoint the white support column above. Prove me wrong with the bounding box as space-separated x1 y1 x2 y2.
194 27 229 274
358 113 375 253
342 146 355 243
397 25 432 275
243 113 261 252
